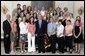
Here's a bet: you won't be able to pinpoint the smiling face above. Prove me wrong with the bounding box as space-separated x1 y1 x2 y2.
23 5 26 10
50 17 54 23
38 14 42 20
67 20 71 25
11 16 16 22
17 4 21 9
20 12 24 18
26 13 30 19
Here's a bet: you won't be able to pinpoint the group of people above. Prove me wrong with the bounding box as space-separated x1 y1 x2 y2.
3 4 83 54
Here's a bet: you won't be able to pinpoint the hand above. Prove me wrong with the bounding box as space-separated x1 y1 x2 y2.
6 34 8 37
75 36 78 39
74 34 76 38
35 34 37 36
48 34 51 37
31 33 35 36
57 35 59 38
45 34 47 36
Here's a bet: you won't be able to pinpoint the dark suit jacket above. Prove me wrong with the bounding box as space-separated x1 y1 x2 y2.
35 20 47 36
3 20 11 36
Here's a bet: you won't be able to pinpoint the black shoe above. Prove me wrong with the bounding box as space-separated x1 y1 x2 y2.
59 52 64 54
69 51 72 53
38 51 41 53
52 51 56 53
42 51 45 53
59 51 64 54
5 52 10 54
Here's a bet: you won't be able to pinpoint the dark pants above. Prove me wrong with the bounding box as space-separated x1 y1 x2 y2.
57 37 64 53
50 34 56 53
37 35 45 53
65 36 73 49
4 34 11 54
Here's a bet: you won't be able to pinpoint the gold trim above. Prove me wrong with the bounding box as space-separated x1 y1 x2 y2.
78 6 84 15
1 4 8 15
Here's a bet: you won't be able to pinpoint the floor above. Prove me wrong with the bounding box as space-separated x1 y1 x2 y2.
1 40 84 55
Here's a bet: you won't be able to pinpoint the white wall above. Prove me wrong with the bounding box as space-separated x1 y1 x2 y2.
55 1 74 13
73 1 84 19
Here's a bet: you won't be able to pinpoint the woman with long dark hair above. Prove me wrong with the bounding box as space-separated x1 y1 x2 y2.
27 16 36 52
74 16 83 53
33 12 38 22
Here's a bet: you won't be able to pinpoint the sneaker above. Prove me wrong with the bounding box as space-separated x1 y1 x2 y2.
10 51 15 54
20 51 24 53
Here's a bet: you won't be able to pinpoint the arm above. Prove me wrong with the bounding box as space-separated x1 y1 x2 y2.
3 21 7 34
45 21 47 35
47 24 51 37
73 26 77 38
35 22 38 34
77 26 82 38
3 21 8 37
26 23 29 32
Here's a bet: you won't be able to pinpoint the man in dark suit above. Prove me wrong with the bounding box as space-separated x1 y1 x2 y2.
3 14 11 54
35 14 47 53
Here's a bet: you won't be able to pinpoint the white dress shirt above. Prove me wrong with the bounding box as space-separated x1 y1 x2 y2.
57 24 64 37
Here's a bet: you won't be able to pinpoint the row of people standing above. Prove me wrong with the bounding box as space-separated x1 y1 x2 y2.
3 14 83 54
3 3 83 54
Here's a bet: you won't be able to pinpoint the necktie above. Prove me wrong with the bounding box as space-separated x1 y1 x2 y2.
39 20 42 28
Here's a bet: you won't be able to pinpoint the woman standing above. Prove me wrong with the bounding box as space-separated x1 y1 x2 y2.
65 20 73 53
10 16 17 54
19 17 27 53
27 16 36 52
74 16 83 53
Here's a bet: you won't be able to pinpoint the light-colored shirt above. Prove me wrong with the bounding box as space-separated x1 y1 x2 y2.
57 24 64 37
66 17 75 26
47 22 57 35
65 25 73 36
19 22 27 34
38 20 42 28
55 22 58 25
